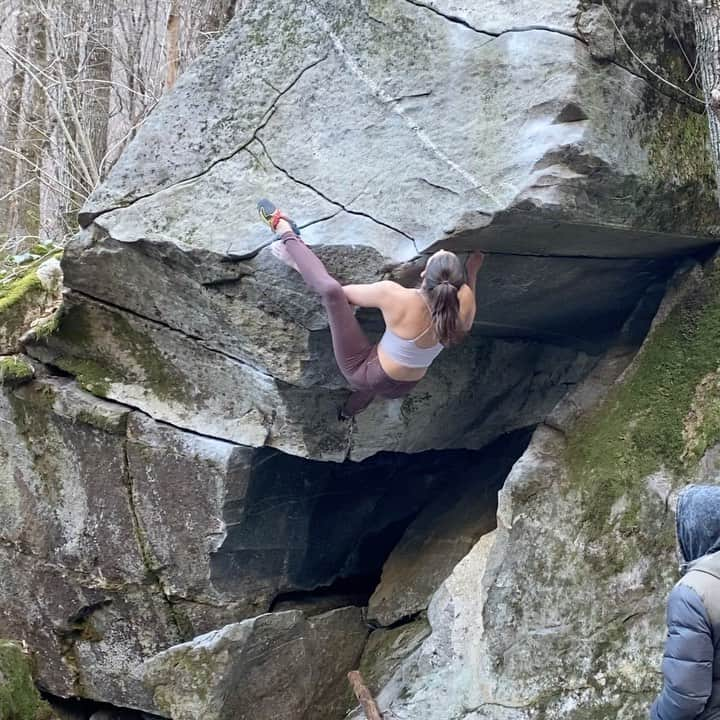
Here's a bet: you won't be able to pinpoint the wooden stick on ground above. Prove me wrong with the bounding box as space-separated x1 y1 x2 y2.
348 670 384 720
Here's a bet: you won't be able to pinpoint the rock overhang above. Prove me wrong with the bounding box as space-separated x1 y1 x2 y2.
46 0 720 461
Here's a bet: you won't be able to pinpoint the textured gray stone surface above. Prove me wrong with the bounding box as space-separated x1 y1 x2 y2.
27 288 598 461
367 431 529 626
0 375 521 712
57 0 717 462
141 608 368 720
80 0 717 256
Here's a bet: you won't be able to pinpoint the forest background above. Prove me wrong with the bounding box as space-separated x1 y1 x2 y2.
0 0 236 272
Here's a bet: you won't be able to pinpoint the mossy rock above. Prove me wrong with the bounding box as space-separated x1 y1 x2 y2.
0 641 53 720
566 258 720 534
48 303 191 403
0 271 45 344
0 356 34 387
0 252 63 352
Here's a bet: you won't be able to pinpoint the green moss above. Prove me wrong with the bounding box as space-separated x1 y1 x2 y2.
0 271 43 318
0 641 53 720
0 251 63 340
566 260 720 532
55 357 112 398
51 305 190 403
0 356 34 385
646 104 714 186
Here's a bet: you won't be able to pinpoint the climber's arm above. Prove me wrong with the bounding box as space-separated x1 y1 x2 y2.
342 281 401 311
459 251 484 331
458 286 476 332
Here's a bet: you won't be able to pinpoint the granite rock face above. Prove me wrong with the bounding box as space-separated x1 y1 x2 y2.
141 608 368 720
0 373 523 712
366 430 531 626
44 0 716 461
1 1 719 719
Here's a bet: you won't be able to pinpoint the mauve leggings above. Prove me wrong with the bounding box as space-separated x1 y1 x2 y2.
280 231 418 415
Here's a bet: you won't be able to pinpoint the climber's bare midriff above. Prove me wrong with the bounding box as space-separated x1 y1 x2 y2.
376 346 429 382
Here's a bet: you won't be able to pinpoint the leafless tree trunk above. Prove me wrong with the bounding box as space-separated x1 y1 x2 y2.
1 8 32 241
691 0 720 200
201 0 237 37
83 0 115 175
15 6 47 241
165 0 181 90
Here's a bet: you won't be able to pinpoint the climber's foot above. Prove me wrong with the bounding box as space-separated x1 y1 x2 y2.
270 239 299 271
257 198 301 235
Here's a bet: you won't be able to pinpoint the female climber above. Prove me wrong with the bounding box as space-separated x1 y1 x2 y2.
258 199 485 417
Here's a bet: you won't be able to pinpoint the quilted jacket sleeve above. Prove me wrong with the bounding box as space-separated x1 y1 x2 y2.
651 583 714 720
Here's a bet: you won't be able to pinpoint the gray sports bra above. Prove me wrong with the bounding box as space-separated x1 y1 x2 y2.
378 292 444 368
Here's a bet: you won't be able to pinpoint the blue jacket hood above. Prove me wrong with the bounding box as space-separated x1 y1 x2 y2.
677 484 720 566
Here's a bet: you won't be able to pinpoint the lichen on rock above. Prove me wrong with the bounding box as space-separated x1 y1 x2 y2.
0 355 34 386
566 257 720 531
0 641 52 720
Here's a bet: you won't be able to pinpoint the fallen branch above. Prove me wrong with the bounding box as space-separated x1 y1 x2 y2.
348 670 384 720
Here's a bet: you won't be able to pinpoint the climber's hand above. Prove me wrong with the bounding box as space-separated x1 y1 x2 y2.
466 251 485 276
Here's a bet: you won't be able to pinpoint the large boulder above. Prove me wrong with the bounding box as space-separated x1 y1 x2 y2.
27 282 598 460
42 0 716 460
2 2 720 719
0 373 523 711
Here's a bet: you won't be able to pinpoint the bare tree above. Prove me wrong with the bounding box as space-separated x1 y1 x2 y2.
0 0 238 264
1 7 32 243
166 0 181 90
83 0 115 167
690 0 720 199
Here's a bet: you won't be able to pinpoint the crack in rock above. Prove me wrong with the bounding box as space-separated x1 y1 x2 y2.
417 177 461 196
80 55 329 226
402 0 584 42
253 136 420 248
401 0 703 111
84 0 701 236
68 287 277 380
121 436 187 639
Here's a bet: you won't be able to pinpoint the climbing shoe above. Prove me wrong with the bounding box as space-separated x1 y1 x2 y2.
257 198 301 235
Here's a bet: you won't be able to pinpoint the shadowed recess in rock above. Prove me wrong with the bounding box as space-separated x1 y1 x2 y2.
210 429 533 603
44 691 165 720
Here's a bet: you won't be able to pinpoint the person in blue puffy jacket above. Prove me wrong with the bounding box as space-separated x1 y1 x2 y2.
651 484 720 720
